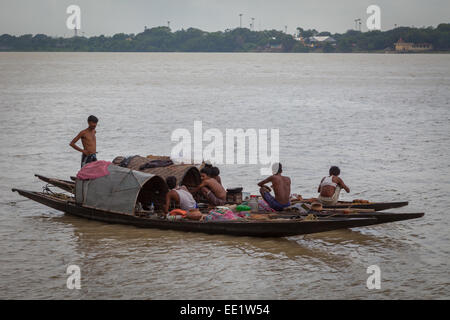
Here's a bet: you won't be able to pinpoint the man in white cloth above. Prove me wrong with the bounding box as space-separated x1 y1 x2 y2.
164 176 197 214
317 166 350 205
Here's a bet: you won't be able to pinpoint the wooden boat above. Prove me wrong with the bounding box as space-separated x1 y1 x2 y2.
320 201 409 211
35 174 75 193
13 166 424 238
27 165 424 237
291 199 408 211
12 189 385 237
272 210 424 225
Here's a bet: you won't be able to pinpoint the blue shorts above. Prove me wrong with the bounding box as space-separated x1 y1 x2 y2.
81 153 97 168
262 191 290 211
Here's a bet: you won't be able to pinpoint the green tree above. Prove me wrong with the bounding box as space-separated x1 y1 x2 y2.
0 24 449 52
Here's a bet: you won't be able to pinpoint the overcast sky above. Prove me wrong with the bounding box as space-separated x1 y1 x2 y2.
0 0 448 37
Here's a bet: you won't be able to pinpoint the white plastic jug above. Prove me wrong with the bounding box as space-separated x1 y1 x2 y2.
249 195 259 213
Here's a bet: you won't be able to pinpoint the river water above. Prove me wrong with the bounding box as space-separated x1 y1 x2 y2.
0 52 449 299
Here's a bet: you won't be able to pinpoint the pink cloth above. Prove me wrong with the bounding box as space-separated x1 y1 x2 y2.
258 199 276 212
76 160 111 180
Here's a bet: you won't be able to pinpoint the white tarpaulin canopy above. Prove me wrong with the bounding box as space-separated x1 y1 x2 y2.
75 164 167 215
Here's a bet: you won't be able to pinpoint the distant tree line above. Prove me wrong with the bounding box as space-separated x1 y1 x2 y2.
0 24 449 53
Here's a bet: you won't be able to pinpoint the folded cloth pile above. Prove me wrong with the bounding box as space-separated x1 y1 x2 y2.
76 161 112 180
118 155 139 167
139 159 174 170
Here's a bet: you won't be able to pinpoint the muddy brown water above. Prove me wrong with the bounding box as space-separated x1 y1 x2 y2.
0 52 449 299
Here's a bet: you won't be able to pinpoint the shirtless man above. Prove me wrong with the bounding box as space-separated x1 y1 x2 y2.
210 166 222 185
164 176 197 214
258 163 291 211
202 161 222 185
193 167 227 206
317 166 350 205
69 115 98 167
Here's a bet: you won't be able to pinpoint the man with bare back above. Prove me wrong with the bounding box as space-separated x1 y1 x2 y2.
70 115 98 167
317 166 350 205
258 162 291 211
193 167 227 206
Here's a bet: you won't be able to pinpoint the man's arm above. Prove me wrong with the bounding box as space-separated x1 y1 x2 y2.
191 180 206 193
164 191 177 214
258 176 273 190
338 177 350 193
69 131 88 155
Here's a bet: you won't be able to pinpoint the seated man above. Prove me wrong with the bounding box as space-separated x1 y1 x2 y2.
257 163 291 211
210 166 222 185
163 176 197 214
317 166 350 205
193 167 227 206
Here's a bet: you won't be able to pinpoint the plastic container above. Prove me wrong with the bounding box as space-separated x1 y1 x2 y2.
167 214 183 221
236 204 251 212
249 195 259 213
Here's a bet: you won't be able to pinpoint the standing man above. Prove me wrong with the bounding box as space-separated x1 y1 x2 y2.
70 115 98 167
257 162 291 211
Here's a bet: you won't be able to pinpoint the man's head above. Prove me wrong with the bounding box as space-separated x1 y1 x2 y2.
200 167 211 180
166 176 177 189
272 162 282 175
87 115 98 129
210 166 220 177
329 166 340 176
204 160 213 168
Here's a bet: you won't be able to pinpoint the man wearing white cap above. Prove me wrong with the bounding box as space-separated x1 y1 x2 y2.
257 162 291 211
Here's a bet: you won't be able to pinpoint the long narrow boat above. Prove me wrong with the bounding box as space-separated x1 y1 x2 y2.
26 169 422 236
293 199 409 211
320 201 409 211
36 174 409 212
15 165 426 238
274 210 424 225
12 188 384 237
35 174 75 193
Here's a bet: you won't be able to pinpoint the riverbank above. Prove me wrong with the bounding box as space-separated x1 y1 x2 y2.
1 23 449 53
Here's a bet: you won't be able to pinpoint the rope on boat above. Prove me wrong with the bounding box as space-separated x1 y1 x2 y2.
303 214 318 221
42 184 56 195
42 184 73 201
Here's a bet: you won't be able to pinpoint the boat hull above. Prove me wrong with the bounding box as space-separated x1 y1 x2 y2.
320 201 409 211
12 189 385 238
277 210 424 225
